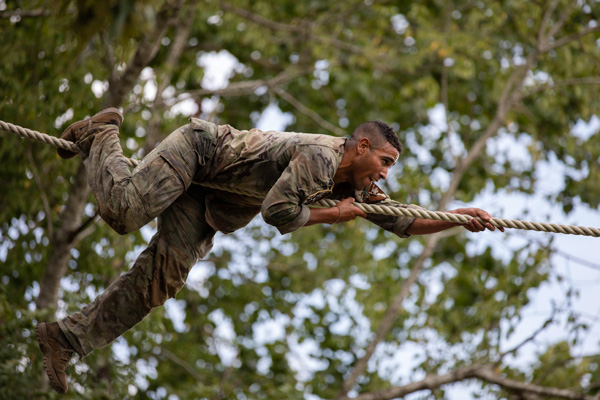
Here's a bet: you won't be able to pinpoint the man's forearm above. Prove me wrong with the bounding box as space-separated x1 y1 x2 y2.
405 207 502 235
305 207 341 226
304 198 367 227
406 218 459 235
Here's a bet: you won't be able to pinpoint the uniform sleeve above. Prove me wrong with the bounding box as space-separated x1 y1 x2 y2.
261 148 336 234
364 200 425 238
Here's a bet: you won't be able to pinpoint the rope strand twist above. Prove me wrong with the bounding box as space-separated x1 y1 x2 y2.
2 119 598 237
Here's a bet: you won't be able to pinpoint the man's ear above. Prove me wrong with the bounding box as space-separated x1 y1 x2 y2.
358 137 370 155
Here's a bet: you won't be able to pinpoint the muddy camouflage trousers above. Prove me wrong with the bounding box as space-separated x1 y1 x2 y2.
59 122 218 357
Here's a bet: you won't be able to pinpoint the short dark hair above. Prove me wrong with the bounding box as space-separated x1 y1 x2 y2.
348 121 403 154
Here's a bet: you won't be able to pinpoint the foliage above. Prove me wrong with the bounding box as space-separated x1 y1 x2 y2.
1 0 599 399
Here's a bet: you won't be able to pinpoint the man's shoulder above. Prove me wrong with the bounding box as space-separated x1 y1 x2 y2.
291 132 345 149
257 130 346 160
189 117 219 135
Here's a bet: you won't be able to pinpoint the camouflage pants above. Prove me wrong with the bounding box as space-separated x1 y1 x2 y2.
59 120 218 357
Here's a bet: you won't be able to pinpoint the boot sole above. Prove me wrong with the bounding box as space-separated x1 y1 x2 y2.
57 107 124 159
36 323 68 394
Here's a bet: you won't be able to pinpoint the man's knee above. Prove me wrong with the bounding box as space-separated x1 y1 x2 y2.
147 247 195 307
99 207 146 235
111 221 141 236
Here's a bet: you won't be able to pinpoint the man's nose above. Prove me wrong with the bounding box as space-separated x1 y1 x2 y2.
380 167 389 180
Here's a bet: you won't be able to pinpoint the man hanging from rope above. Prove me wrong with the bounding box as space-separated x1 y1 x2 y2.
36 108 503 394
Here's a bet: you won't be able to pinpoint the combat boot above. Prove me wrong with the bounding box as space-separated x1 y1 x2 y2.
36 321 74 394
57 107 123 159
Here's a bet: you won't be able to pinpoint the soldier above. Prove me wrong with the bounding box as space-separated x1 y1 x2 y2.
36 108 502 393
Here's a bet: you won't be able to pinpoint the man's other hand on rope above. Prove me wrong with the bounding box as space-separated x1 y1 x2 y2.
406 207 505 235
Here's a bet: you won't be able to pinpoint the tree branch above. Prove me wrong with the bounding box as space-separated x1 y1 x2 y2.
274 88 347 136
105 0 186 107
181 67 312 99
101 35 119 92
338 8 550 398
541 21 600 53
342 57 538 396
440 2 460 165
0 8 74 18
36 2 188 313
220 0 298 32
440 52 536 210
219 0 365 54
339 364 484 400
36 162 89 310
67 212 99 243
545 0 579 43
159 347 205 381
520 77 600 99
144 2 196 156
338 363 595 400
215 351 239 400
553 248 600 272
474 366 595 400
25 143 53 238
336 52 538 400
500 310 556 359
537 0 560 47
336 232 443 398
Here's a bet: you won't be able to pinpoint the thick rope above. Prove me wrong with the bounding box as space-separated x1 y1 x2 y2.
198 183 600 237
0 120 140 169
2 120 599 237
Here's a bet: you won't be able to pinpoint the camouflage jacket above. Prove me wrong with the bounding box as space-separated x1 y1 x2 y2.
190 118 418 237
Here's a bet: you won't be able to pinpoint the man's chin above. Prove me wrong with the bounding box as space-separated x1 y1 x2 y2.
350 178 372 191
357 181 371 191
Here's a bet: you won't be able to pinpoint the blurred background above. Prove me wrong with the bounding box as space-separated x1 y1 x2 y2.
1 0 599 399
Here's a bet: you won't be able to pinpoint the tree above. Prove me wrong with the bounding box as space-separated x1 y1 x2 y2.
1 0 599 399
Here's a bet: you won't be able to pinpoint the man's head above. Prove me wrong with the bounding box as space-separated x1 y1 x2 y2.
341 121 403 190
347 121 402 155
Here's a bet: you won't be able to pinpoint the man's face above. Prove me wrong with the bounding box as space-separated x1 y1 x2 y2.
352 141 399 190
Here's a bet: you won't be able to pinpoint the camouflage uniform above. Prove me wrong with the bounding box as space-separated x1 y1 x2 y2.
58 118 418 357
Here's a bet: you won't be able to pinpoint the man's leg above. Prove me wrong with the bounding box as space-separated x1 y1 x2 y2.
39 185 215 393
84 121 213 234
56 111 218 235
38 112 219 393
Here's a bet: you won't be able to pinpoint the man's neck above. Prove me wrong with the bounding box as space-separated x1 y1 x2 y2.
333 148 356 184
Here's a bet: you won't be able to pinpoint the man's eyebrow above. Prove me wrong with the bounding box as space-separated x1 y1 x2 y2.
383 156 397 165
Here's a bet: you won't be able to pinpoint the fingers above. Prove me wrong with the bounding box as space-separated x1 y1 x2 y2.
460 208 504 233
338 197 355 206
483 221 504 232
471 218 486 231
346 197 367 218
465 219 502 232
336 197 367 221
354 204 367 218
474 209 504 232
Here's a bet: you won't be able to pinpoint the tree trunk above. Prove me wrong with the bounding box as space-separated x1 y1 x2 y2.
36 162 88 310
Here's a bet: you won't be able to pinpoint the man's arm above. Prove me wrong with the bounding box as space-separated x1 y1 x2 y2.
406 207 504 235
262 147 342 234
303 196 503 236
